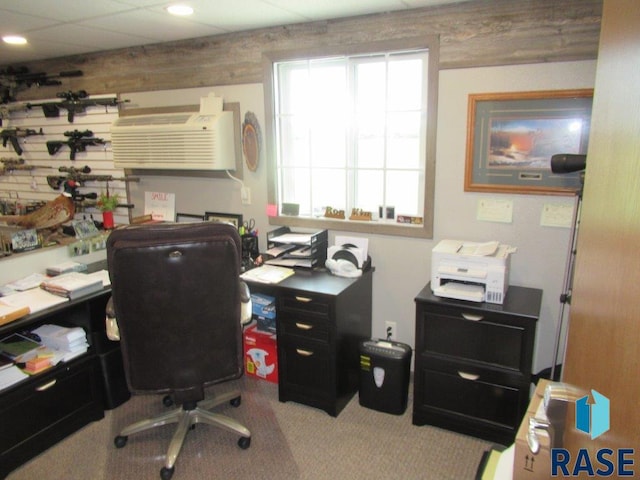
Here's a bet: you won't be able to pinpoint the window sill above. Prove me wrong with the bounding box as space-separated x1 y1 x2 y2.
268 215 433 239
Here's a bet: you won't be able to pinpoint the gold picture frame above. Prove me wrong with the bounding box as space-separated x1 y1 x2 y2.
465 89 593 195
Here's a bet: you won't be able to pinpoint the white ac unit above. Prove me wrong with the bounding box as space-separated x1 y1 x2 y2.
110 111 235 170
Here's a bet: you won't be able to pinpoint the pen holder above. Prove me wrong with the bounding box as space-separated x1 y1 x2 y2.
242 234 259 260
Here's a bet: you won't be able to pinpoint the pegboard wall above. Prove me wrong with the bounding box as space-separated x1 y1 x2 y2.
1 95 133 226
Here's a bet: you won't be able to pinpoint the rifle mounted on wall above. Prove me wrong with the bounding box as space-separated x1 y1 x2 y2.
0 67 83 104
1 127 44 155
27 90 129 123
46 129 108 160
47 165 139 190
1 157 52 175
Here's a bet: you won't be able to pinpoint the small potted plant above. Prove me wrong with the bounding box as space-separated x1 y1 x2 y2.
97 191 120 229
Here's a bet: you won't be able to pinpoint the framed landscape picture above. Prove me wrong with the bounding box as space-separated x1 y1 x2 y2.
465 89 593 195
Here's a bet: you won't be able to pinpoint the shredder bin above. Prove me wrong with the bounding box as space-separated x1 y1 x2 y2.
359 338 412 415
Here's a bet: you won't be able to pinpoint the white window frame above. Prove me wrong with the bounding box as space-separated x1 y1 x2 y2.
262 36 439 238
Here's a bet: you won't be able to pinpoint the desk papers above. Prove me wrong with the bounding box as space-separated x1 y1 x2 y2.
0 365 28 390
40 272 103 300
0 303 30 326
0 288 68 313
241 265 295 284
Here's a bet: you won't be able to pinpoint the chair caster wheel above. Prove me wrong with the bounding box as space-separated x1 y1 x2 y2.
230 396 241 407
162 395 174 407
160 466 175 480
238 436 251 449
114 435 128 448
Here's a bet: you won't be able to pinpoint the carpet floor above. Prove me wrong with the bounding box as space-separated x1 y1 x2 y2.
7 377 492 479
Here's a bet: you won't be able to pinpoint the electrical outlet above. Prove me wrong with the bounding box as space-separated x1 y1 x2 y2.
385 321 397 340
241 186 251 205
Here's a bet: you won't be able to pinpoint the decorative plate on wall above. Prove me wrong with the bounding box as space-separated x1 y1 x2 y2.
242 111 262 172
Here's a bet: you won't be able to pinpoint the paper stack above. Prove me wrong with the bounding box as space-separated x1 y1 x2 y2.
32 324 89 362
40 272 103 300
0 365 28 390
46 261 88 276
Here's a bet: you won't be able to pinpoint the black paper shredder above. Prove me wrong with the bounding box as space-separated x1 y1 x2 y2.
359 339 412 415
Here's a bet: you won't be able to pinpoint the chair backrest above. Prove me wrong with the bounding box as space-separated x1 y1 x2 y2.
106 221 243 403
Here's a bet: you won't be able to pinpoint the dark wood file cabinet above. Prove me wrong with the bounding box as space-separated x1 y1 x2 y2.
0 289 127 479
246 268 373 416
413 283 541 445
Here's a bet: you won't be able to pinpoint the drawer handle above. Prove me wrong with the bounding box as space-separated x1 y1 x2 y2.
461 313 484 322
295 296 313 303
35 379 57 391
295 322 313 331
458 371 480 381
295 348 314 357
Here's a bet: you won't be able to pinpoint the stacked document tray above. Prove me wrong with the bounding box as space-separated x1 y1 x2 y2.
265 227 328 268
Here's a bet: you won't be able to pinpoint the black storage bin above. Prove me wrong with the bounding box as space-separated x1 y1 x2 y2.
359 339 412 415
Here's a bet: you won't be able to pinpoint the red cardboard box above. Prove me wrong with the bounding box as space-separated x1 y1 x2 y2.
243 324 278 384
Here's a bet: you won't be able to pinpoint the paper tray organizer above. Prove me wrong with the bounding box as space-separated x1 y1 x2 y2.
265 227 328 268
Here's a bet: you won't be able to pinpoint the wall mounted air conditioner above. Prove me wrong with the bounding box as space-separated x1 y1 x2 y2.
111 97 235 170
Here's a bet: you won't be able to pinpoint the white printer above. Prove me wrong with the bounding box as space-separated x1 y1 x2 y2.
431 239 516 304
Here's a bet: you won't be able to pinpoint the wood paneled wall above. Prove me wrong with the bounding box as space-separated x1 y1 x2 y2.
7 0 602 101
563 0 640 454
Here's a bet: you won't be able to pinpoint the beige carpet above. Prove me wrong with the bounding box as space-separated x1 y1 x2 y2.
7 377 491 479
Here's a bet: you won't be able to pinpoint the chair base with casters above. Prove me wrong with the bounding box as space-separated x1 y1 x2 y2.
114 388 251 480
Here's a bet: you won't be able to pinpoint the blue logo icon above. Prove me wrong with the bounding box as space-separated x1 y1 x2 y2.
575 389 610 440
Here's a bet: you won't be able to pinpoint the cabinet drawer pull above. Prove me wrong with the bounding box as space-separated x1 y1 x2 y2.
35 379 57 391
295 348 314 357
294 296 313 303
457 371 480 381
295 322 313 331
461 313 484 322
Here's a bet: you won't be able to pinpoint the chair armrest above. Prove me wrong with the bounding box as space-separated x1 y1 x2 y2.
240 280 252 325
240 280 250 303
105 296 120 341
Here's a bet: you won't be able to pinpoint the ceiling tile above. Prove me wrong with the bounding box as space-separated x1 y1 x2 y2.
78 9 226 42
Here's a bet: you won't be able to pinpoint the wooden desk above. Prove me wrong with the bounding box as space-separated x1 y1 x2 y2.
245 268 373 416
0 287 129 479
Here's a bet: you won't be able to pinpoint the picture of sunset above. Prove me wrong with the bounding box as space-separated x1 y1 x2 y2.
488 117 585 169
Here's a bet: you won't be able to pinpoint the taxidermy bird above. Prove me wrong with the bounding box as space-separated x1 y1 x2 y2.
0 193 74 230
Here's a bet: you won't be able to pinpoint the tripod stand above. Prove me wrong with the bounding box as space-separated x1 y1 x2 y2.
549 186 583 381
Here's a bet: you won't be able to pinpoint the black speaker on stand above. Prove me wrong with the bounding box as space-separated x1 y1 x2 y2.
547 153 587 382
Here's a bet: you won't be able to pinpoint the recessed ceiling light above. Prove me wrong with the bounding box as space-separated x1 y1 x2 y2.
3 35 28 45
166 4 194 16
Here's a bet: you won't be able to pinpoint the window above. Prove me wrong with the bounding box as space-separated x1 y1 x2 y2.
263 37 439 238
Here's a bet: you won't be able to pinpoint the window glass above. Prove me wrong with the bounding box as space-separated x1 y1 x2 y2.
264 36 438 238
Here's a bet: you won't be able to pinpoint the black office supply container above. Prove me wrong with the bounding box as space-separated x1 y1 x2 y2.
359 339 412 415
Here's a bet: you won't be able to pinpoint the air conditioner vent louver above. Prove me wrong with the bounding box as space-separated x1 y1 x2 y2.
113 114 193 127
110 111 235 170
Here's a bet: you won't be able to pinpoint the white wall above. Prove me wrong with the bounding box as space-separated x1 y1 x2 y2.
6 60 593 375
369 60 596 374
122 61 597 374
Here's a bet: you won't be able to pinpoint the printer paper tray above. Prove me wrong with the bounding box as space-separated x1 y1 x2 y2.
433 282 484 302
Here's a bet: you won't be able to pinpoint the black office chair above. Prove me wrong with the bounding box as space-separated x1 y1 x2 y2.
106 222 251 480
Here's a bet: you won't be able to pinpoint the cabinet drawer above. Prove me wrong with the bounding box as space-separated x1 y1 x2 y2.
278 337 332 396
0 356 103 454
418 307 531 372
417 367 524 430
278 314 331 343
279 292 331 318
